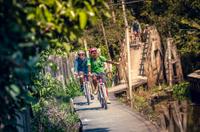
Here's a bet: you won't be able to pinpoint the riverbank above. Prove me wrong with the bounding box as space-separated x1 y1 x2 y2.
116 83 200 131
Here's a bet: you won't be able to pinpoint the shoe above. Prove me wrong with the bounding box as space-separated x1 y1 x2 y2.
106 99 111 104
91 94 94 100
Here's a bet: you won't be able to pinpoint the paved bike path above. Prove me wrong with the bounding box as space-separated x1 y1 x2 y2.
74 94 158 132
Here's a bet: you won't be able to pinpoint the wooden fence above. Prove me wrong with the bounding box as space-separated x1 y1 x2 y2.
44 53 76 86
16 53 76 132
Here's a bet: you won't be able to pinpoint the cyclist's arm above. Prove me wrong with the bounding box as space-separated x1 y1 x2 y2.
105 60 119 65
99 56 119 65
74 59 78 73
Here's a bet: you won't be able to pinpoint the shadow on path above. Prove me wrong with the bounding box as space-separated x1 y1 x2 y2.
76 106 102 111
74 101 93 106
84 127 110 132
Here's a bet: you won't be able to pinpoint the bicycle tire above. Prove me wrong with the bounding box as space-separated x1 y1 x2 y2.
97 85 104 108
101 84 108 109
99 84 108 109
82 82 86 97
85 82 90 105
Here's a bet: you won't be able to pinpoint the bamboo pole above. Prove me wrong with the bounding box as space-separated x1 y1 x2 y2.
121 0 133 108
167 38 173 87
110 0 116 23
84 39 89 58
100 21 112 60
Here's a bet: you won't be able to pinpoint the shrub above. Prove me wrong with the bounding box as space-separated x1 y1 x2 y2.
65 78 82 99
32 99 80 132
32 74 82 131
172 82 190 100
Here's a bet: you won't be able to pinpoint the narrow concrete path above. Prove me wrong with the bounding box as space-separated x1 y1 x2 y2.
74 93 158 132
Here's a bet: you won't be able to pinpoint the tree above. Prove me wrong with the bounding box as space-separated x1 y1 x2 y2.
130 0 200 75
82 6 135 60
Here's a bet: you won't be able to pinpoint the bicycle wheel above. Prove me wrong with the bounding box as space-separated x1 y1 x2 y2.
101 84 108 109
83 82 86 97
97 85 104 108
99 85 107 109
85 82 90 105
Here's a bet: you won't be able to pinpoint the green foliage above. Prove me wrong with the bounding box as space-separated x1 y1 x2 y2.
32 73 81 131
33 73 81 101
130 0 200 75
81 8 135 61
26 0 109 42
133 94 154 117
32 99 79 132
65 78 82 99
172 82 190 100
133 0 200 51
34 73 63 99
0 0 109 130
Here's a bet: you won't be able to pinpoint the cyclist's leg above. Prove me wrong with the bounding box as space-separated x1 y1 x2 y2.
78 71 84 91
85 71 94 100
92 73 98 94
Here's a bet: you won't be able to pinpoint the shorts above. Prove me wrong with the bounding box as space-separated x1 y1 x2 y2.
92 72 107 84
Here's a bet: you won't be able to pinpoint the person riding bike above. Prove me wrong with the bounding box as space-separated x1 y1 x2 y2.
88 47 118 104
132 20 141 42
74 50 94 100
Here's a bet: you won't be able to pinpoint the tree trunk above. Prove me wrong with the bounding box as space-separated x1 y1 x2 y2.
100 21 112 60
167 38 173 87
121 0 133 108
110 0 116 23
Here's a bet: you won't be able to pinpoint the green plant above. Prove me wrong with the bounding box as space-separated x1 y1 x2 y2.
0 0 109 130
32 99 79 132
65 78 82 98
172 81 190 100
34 73 63 99
32 73 82 131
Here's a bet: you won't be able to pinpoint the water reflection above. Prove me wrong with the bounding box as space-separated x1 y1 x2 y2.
187 104 200 132
159 100 200 132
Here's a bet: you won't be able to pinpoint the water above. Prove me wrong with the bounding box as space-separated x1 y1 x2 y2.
187 104 200 132
159 100 200 132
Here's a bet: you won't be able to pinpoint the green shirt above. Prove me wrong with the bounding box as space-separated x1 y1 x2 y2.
88 56 107 73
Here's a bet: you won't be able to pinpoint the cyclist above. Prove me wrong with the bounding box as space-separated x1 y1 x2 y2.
74 50 94 100
132 20 141 42
88 47 118 104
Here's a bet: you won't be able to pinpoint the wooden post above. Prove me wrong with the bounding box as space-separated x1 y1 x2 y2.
110 0 116 23
121 0 133 108
167 38 173 87
83 39 89 58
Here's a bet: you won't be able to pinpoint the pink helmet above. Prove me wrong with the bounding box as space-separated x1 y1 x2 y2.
89 47 97 53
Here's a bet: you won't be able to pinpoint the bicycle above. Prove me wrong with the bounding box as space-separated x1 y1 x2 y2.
78 74 92 105
95 74 108 110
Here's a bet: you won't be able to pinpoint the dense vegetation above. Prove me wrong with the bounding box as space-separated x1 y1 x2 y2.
82 0 199 74
0 0 109 131
32 73 81 131
130 0 200 75
0 0 199 131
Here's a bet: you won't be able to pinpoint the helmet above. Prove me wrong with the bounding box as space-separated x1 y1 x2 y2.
89 47 97 53
78 50 85 55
